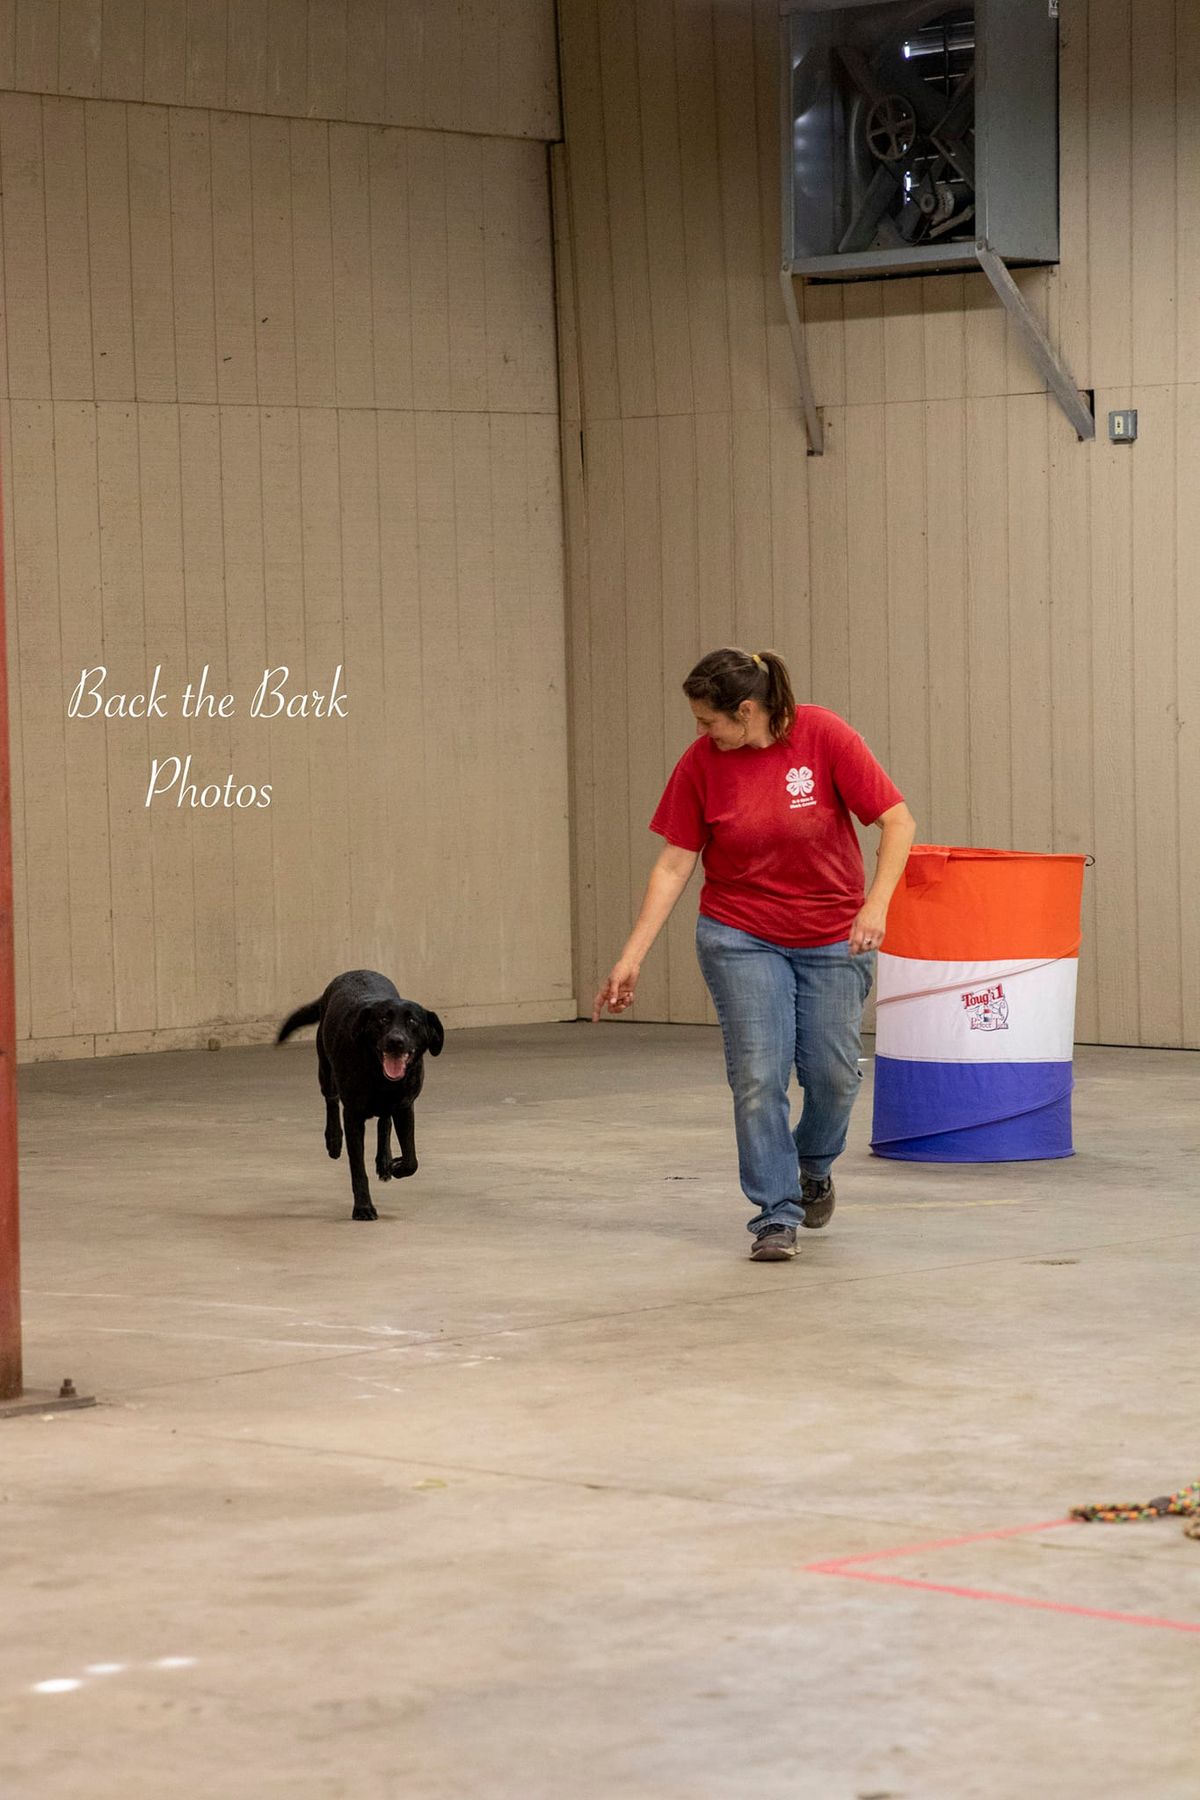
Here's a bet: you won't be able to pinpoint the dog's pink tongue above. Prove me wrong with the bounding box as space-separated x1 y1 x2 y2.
383 1051 410 1081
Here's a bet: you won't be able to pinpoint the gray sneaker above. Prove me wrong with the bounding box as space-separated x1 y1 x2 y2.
750 1224 798 1261
800 1175 835 1230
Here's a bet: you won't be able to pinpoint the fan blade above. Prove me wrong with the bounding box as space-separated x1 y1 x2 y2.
838 163 902 254
833 43 890 111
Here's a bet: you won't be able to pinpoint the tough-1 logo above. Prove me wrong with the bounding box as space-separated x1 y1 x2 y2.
786 765 815 809
962 983 1009 1031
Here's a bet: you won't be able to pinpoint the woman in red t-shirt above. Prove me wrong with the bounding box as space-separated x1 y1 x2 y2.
593 647 916 1261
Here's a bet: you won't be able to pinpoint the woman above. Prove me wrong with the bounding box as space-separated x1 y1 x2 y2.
593 647 915 1262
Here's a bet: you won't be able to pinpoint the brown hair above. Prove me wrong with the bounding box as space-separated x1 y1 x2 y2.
682 646 797 741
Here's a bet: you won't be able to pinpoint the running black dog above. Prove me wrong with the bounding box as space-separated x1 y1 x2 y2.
277 970 444 1221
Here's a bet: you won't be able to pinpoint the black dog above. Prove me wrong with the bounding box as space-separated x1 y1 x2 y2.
277 970 444 1220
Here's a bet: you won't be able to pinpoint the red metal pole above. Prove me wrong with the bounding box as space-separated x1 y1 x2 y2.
0 456 20 1401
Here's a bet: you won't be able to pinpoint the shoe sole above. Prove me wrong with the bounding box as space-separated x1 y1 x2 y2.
750 1242 797 1262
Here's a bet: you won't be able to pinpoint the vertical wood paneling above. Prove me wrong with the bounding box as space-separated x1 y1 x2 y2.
1176 0 1200 383
964 397 1011 847
169 108 218 401
1131 0 1176 387
226 0 269 114
622 415 665 1016
54 402 112 1033
406 132 451 411
1089 422 1138 1042
1 95 52 399
142 0 185 106
368 126 412 410
42 98 94 399
100 0 143 100
85 100 135 399
520 414 573 997
713 0 767 415
139 403 197 1031
127 104 177 401
178 404 236 1025
185 0 228 112
219 405 274 1019
633 0 692 416
923 400 969 846
3 0 557 138
1046 399 1098 1044
9 403 71 1040
97 401 156 1031
250 116 297 407
843 405 888 765
444 134 488 412
266 0 307 117
345 0 385 124
211 110 258 405
1177 387 1200 1046
259 406 313 1002
597 0 655 419
290 119 336 407
0 1 15 87
883 402 928 822
655 413 704 1021
674 0 730 416
1005 394 1053 852
329 124 374 409
1087 0 1133 390
766 408 809 668
585 418 631 1003
336 407 385 963
1129 386 1181 1046
807 414 850 719
14 0 58 90
58 0 102 97
454 413 502 998
0 399 30 1040
306 0 349 123
5 35 570 1056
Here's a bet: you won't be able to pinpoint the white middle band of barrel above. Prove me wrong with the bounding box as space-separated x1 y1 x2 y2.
875 954 1079 1064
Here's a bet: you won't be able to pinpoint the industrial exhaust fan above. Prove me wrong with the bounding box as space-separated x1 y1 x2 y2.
783 0 1059 280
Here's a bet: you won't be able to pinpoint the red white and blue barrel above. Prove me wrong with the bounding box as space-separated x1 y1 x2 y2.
870 848 1087 1163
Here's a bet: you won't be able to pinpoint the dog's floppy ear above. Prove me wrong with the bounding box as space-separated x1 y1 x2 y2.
424 1010 445 1057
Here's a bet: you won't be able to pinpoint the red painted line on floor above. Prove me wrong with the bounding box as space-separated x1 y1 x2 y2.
803 1516 1076 1573
828 1568 1200 1635
803 1516 1200 1636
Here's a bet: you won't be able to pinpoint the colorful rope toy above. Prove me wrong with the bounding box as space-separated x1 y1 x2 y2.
1071 1479 1200 1538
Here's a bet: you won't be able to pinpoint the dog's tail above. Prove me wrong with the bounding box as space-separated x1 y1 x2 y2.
276 1000 321 1044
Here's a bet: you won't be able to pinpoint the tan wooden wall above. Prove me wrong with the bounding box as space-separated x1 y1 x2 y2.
556 0 1200 1049
1 1 572 1059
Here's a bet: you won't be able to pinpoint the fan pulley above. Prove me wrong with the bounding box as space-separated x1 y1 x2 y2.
864 94 918 164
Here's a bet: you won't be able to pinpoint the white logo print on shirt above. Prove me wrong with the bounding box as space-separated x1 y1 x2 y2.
786 765 815 810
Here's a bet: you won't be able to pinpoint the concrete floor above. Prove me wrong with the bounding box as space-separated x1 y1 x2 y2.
3 1024 1198 1799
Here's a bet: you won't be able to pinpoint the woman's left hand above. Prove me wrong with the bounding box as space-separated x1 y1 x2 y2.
849 900 888 955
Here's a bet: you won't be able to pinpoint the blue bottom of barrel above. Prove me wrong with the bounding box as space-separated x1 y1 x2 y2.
870 1055 1074 1163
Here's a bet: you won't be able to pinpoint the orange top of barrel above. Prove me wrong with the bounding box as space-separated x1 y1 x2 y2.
883 846 1088 963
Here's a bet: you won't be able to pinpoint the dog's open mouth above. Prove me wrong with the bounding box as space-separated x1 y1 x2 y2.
381 1050 411 1081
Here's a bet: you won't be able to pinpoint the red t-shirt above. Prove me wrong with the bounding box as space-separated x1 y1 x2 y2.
650 707 904 948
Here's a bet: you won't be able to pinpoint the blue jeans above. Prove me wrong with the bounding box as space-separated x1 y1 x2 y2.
695 915 876 1233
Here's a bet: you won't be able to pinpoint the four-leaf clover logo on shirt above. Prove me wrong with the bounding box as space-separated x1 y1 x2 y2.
786 766 814 798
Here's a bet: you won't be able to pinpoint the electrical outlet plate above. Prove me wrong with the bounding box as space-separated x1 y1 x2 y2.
1108 409 1138 442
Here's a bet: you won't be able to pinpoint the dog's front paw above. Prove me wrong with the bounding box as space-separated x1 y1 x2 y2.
391 1156 418 1180
352 1200 378 1221
326 1131 343 1160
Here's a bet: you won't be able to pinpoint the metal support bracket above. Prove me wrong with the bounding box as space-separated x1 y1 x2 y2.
779 267 824 455
974 240 1094 440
